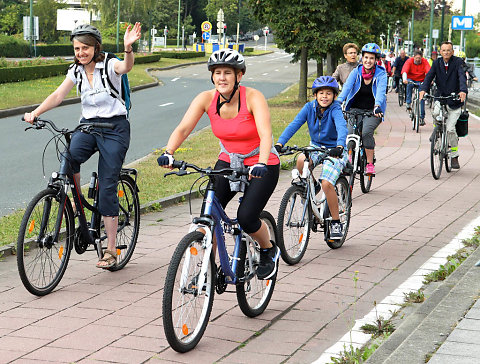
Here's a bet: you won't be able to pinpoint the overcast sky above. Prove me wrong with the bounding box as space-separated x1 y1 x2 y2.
451 0 480 16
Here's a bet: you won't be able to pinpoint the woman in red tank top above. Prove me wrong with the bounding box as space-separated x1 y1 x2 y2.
158 49 280 280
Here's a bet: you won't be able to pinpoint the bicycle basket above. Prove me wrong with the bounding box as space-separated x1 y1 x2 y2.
456 110 469 137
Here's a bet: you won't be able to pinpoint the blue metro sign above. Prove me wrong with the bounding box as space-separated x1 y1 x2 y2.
451 16 474 30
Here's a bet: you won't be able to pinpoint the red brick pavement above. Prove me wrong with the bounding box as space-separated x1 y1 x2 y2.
1 95 480 363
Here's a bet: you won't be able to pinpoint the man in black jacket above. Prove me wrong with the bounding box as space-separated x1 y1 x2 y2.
420 41 467 169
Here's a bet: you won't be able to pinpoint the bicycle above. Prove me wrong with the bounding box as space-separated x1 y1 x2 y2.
424 93 460 180
161 160 278 352
17 118 140 296
425 82 437 109
398 82 406 107
407 81 421 133
343 110 376 193
276 146 352 265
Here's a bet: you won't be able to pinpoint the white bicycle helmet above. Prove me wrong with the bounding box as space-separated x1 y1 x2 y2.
207 49 246 74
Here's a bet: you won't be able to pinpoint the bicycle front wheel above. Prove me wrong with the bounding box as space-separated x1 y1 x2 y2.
414 96 420 133
430 128 443 179
108 174 140 271
398 85 404 107
236 211 277 317
324 177 351 249
277 185 311 265
359 149 373 193
17 188 74 296
162 231 215 353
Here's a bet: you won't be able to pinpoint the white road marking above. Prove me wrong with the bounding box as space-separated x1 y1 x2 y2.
262 73 269 76
312 214 480 364
159 102 174 107
171 77 180 82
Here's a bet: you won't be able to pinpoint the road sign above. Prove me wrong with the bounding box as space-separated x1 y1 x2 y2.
217 9 224 22
432 29 439 39
201 21 212 32
23 16 39 41
150 27 157 36
202 32 211 40
451 16 474 30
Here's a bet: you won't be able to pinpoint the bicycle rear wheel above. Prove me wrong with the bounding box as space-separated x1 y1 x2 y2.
163 231 215 353
359 149 373 193
414 97 420 133
17 188 74 296
323 177 351 249
277 185 311 265
236 211 277 317
108 174 140 271
430 127 443 179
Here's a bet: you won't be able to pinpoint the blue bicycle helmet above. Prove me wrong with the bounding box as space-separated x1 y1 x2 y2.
311 76 339 95
361 43 382 58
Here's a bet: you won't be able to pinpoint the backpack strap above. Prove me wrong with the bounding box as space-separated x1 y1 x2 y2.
69 63 83 97
101 52 125 106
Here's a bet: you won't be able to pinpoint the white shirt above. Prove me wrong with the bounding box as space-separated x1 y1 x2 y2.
67 58 127 120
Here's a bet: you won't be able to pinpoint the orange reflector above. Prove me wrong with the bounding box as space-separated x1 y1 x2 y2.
266 280 270 286
190 247 198 255
118 190 124 198
58 246 64 260
116 248 121 256
298 233 303 244
28 220 35 234
182 324 189 335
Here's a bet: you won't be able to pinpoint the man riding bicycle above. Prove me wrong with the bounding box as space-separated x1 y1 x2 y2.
420 41 468 169
391 49 409 92
402 50 431 126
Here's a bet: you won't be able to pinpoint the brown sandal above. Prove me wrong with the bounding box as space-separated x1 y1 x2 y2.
96 250 117 269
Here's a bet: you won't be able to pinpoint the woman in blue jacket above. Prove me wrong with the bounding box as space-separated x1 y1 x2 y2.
337 43 387 176
275 76 348 239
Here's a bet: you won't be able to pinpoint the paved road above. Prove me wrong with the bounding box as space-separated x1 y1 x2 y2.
0 94 480 363
0 50 315 216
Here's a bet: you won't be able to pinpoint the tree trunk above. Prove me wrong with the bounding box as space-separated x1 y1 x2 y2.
326 52 336 75
316 58 323 77
298 46 308 104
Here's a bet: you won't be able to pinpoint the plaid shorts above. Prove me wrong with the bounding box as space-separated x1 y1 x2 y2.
311 150 348 186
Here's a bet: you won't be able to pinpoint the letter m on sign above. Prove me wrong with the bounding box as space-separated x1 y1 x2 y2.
451 16 474 30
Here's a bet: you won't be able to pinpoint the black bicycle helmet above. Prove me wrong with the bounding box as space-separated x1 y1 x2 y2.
70 24 102 44
207 49 246 74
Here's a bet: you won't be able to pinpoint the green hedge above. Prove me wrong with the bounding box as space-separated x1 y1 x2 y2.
155 51 205 59
0 53 159 83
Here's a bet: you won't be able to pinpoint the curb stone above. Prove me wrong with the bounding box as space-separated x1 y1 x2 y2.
366 244 480 364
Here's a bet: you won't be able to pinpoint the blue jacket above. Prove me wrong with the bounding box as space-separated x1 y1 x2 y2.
337 64 388 116
420 55 467 109
277 100 347 148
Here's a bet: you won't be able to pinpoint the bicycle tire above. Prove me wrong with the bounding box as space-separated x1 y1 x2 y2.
430 127 443 179
108 174 140 271
398 85 404 107
415 96 420 133
236 211 277 317
323 177 351 249
359 150 373 193
277 185 311 265
162 231 215 353
17 188 74 296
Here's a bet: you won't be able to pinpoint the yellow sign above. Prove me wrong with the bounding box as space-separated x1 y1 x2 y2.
201 21 212 32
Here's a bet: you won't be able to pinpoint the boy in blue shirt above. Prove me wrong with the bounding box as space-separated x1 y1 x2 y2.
275 76 348 239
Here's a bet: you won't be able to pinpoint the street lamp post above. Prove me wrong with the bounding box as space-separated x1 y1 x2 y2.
177 0 181 47
116 0 120 53
428 0 434 57
439 0 446 43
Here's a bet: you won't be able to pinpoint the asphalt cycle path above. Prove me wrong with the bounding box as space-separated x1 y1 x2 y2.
1 93 480 363
0 50 315 217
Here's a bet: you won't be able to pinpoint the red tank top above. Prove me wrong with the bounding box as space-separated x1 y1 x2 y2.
208 86 279 166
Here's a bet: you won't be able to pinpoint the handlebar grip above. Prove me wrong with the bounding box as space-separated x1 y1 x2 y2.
92 122 114 129
172 160 185 169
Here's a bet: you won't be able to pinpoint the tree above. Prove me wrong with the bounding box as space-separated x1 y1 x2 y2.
248 0 418 102
205 0 238 34
34 0 66 43
0 0 27 35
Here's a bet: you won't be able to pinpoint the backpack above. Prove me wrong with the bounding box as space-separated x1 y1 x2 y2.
71 52 132 116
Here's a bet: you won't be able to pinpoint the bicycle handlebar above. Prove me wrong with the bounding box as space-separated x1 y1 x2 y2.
164 160 250 178
342 110 375 118
22 117 114 134
422 93 460 101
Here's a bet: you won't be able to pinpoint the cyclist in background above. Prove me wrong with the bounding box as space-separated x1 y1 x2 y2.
402 50 430 126
391 49 409 92
419 41 467 169
275 76 348 239
457 51 478 86
332 43 360 86
23 23 142 269
158 49 281 280
378 54 392 93
428 50 438 66
337 43 387 176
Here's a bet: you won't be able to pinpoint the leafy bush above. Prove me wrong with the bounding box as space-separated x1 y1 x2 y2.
0 35 29 57
0 64 70 83
155 51 205 59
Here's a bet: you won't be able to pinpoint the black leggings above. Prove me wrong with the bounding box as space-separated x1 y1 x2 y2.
214 160 280 234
